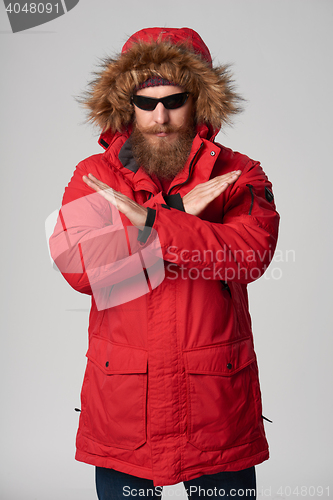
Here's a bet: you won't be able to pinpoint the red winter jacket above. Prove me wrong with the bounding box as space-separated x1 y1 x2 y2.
50 123 279 485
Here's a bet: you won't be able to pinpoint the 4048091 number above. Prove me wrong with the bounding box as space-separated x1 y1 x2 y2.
277 486 330 497
5 3 59 14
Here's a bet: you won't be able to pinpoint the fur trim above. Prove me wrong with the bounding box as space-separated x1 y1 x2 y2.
80 40 243 133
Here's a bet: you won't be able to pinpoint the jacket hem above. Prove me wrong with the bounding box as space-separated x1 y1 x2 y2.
75 450 153 480
75 448 269 486
181 449 269 478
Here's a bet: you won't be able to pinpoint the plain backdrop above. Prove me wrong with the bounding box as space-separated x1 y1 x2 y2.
1 1 332 499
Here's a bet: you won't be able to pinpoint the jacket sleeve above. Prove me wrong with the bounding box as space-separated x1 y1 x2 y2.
141 160 280 284
49 159 164 301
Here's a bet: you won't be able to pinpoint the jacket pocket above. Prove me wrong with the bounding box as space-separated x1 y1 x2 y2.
183 337 261 451
81 335 147 450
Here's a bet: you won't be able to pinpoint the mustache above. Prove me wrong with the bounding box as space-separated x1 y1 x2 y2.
135 124 185 135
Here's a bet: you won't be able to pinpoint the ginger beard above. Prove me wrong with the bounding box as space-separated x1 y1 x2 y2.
130 119 196 180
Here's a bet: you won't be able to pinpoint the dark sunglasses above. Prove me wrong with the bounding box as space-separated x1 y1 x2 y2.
131 92 190 111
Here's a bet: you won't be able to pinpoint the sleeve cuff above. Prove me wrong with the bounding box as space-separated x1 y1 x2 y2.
137 207 156 243
163 193 185 212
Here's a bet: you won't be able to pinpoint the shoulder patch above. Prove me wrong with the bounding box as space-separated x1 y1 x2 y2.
265 187 274 203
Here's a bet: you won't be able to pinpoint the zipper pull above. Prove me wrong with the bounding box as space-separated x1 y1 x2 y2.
262 415 272 423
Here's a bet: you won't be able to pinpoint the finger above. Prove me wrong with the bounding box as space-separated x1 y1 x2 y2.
197 171 241 190
83 177 105 195
83 175 119 207
192 182 229 208
202 177 238 200
191 171 241 196
87 173 111 191
207 182 230 199
82 175 100 191
96 188 118 205
215 171 241 184
87 173 100 182
206 171 241 184
86 173 102 188
207 172 241 192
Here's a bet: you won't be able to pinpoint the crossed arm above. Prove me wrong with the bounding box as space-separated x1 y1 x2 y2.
82 170 241 226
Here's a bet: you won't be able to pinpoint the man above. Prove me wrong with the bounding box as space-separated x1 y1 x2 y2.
50 27 279 499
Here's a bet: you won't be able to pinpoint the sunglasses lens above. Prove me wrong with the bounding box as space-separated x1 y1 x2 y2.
132 96 157 111
132 93 189 111
164 93 189 109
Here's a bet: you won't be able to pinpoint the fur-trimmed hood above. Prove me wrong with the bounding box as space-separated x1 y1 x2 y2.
82 27 243 134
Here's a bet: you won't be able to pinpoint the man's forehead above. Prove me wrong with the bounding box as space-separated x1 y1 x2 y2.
135 85 184 97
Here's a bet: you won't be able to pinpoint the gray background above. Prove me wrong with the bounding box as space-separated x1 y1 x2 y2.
1 1 332 499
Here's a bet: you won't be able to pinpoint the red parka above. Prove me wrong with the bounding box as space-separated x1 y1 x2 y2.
50 28 280 486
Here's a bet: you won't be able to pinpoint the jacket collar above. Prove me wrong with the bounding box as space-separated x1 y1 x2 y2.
98 123 219 195
98 122 218 152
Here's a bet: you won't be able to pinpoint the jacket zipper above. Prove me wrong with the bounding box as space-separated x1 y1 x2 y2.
246 184 254 215
221 281 231 296
167 143 204 196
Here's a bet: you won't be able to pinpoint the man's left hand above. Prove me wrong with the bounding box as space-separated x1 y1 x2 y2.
82 174 148 227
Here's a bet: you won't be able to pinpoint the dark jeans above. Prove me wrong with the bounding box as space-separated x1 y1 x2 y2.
96 466 256 499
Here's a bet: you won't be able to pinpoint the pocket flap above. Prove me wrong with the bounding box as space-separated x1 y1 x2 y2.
184 337 255 376
86 336 147 374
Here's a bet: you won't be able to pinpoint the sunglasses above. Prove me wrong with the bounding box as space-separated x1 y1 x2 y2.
131 92 190 111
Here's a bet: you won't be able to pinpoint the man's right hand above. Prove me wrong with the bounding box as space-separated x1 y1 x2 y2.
182 170 241 216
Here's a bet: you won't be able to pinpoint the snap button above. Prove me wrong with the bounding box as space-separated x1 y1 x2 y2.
210 151 216 156
227 363 232 370
105 361 109 367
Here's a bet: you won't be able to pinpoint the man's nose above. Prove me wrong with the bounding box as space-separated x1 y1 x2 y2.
152 102 169 124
